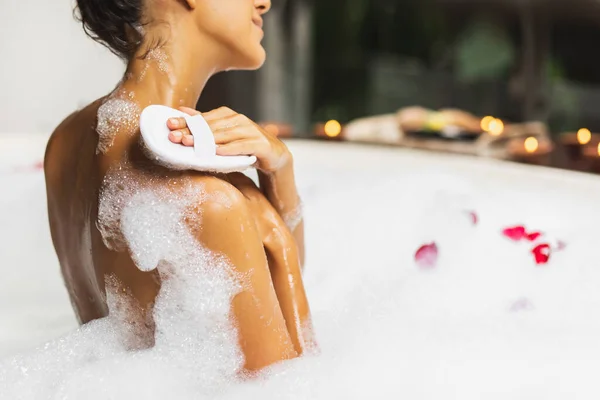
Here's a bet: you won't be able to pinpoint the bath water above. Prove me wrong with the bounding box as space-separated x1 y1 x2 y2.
1 137 600 399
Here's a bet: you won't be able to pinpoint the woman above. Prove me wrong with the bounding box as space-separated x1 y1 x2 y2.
44 0 314 373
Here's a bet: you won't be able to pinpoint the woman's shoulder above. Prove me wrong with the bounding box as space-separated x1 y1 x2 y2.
183 172 257 213
47 98 106 152
45 98 106 178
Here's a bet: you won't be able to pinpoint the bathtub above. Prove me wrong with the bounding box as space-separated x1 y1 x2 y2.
2 133 600 399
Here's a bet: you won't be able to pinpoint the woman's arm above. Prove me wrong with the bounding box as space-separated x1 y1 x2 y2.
166 108 314 354
191 176 299 371
257 162 305 268
228 173 313 355
167 106 306 267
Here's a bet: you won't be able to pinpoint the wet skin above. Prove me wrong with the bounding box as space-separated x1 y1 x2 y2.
45 0 315 373
45 95 315 372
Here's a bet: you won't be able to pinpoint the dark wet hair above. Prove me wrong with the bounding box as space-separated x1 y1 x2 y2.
75 0 145 60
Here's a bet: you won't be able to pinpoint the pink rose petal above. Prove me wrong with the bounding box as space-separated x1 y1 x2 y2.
466 211 478 225
415 242 438 269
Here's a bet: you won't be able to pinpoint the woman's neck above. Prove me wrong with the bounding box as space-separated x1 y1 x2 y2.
121 33 223 110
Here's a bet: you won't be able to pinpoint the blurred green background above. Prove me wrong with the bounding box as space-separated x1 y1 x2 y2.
199 0 600 137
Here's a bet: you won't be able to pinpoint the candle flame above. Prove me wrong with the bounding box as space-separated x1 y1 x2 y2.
488 118 504 136
577 128 591 145
524 137 539 153
324 120 342 137
480 116 494 132
481 116 504 136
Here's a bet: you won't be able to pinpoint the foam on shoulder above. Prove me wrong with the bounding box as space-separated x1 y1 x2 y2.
96 95 140 154
0 164 247 398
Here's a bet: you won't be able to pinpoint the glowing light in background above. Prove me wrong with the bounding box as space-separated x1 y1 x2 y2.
577 128 591 145
597 142 600 156
324 120 342 137
481 116 504 136
480 116 494 131
488 118 504 136
524 137 539 153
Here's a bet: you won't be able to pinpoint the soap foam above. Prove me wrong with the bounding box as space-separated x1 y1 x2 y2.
104 275 154 350
282 200 303 233
5 141 600 399
137 49 175 82
1 162 245 399
96 97 140 154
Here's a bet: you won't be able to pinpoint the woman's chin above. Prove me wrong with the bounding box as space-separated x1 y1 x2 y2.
252 52 267 69
222 44 266 72
237 48 267 70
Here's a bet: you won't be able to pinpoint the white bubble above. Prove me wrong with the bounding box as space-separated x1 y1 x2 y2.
137 49 174 83
1 161 247 399
5 140 600 399
96 98 140 154
282 200 303 233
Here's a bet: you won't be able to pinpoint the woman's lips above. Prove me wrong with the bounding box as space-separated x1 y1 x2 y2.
253 18 264 29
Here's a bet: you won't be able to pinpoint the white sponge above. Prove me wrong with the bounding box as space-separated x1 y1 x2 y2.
139 105 256 173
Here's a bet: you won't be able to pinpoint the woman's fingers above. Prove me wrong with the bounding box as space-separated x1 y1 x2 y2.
173 129 249 148
168 130 182 143
207 115 242 132
168 108 201 145
167 116 190 145
216 139 261 157
213 128 250 144
167 117 187 130
168 107 250 147
168 128 191 144
182 133 195 146
202 106 238 122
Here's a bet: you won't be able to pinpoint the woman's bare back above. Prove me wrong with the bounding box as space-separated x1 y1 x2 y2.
45 98 312 372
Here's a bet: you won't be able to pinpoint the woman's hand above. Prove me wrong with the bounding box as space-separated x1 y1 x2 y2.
167 106 291 173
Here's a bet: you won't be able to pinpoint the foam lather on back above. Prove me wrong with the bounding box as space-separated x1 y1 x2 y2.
140 105 256 173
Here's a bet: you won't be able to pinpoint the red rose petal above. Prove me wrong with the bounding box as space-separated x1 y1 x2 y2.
531 243 551 265
525 231 542 241
415 242 438 269
502 226 527 241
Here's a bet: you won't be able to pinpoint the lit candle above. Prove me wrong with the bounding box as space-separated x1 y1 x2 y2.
582 141 600 173
488 118 504 136
577 128 591 144
480 116 494 132
481 116 504 137
524 137 539 153
314 120 344 140
507 136 554 166
558 128 599 162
